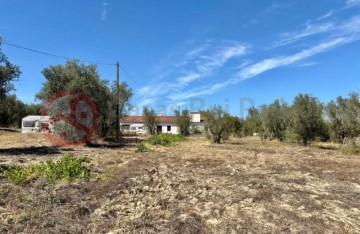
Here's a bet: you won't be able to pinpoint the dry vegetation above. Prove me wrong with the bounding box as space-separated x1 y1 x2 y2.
1 130 360 233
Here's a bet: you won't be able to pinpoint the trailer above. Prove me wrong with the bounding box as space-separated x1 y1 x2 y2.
21 115 51 133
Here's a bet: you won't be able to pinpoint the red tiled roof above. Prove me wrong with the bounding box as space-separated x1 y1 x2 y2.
122 116 176 124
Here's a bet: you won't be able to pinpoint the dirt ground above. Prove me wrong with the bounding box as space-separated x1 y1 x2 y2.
0 130 360 233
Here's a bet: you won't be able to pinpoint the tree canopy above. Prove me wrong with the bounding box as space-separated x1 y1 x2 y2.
290 94 324 146
260 100 288 142
326 92 360 144
175 109 191 136
203 105 232 144
36 60 132 138
143 106 158 135
0 38 21 99
0 95 41 128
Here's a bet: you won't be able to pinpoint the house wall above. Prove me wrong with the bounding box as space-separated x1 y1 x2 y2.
191 122 205 130
191 113 201 122
158 124 178 134
120 123 146 134
120 123 179 134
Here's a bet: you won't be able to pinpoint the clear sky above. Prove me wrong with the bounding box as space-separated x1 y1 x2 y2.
1 0 359 117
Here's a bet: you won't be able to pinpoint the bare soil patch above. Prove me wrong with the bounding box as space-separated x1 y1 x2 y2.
0 131 360 233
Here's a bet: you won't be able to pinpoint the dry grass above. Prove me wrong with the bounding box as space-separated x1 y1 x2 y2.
0 131 360 233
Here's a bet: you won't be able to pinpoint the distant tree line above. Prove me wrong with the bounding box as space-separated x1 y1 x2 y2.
202 93 360 145
0 95 41 128
141 92 359 146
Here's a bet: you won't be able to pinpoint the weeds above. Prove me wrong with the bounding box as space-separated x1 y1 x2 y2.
3 153 92 185
45 153 91 184
146 134 187 146
135 142 150 153
341 142 360 155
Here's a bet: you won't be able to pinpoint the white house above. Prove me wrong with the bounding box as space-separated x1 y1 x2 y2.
21 115 51 133
121 116 178 134
120 112 205 134
190 112 206 131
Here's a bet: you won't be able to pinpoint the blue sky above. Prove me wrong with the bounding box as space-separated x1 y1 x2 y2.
1 0 359 117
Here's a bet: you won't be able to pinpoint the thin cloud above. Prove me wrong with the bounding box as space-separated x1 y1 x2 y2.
346 0 360 7
274 14 360 47
138 97 157 108
240 37 348 79
101 2 108 21
168 82 230 101
242 19 258 28
138 11 360 107
148 40 213 85
289 61 318 68
177 73 202 84
171 34 359 101
317 10 334 21
264 2 293 15
138 41 248 101
274 22 335 47
316 1 360 22
178 42 247 84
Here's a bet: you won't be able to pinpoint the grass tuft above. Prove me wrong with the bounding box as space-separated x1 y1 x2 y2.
134 142 150 153
3 152 92 185
146 134 187 146
341 144 360 155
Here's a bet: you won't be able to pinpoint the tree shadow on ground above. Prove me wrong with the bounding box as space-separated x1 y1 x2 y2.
86 137 143 148
0 146 73 156
0 128 20 133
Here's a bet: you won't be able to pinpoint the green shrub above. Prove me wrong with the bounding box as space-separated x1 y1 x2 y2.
135 142 149 153
191 125 203 135
45 153 91 184
3 153 91 185
341 142 360 155
284 128 299 143
3 163 46 184
4 165 31 184
146 133 187 146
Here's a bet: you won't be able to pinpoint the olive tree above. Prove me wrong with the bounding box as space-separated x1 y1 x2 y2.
175 109 191 136
242 107 261 136
143 106 158 135
100 81 132 137
260 100 288 141
290 94 324 146
36 60 132 138
203 105 232 143
326 92 360 144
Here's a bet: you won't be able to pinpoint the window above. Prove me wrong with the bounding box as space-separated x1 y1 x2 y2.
167 126 171 131
23 121 35 127
131 127 136 131
138 127 143 130
122 125 130 130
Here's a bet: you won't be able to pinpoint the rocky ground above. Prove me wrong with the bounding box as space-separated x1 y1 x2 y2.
0 130 360 233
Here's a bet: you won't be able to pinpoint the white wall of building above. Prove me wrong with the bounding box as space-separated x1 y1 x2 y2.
121 123 179 134
159 124 178 134
121 123 146 134
121 113 205 135
191 113 201 122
